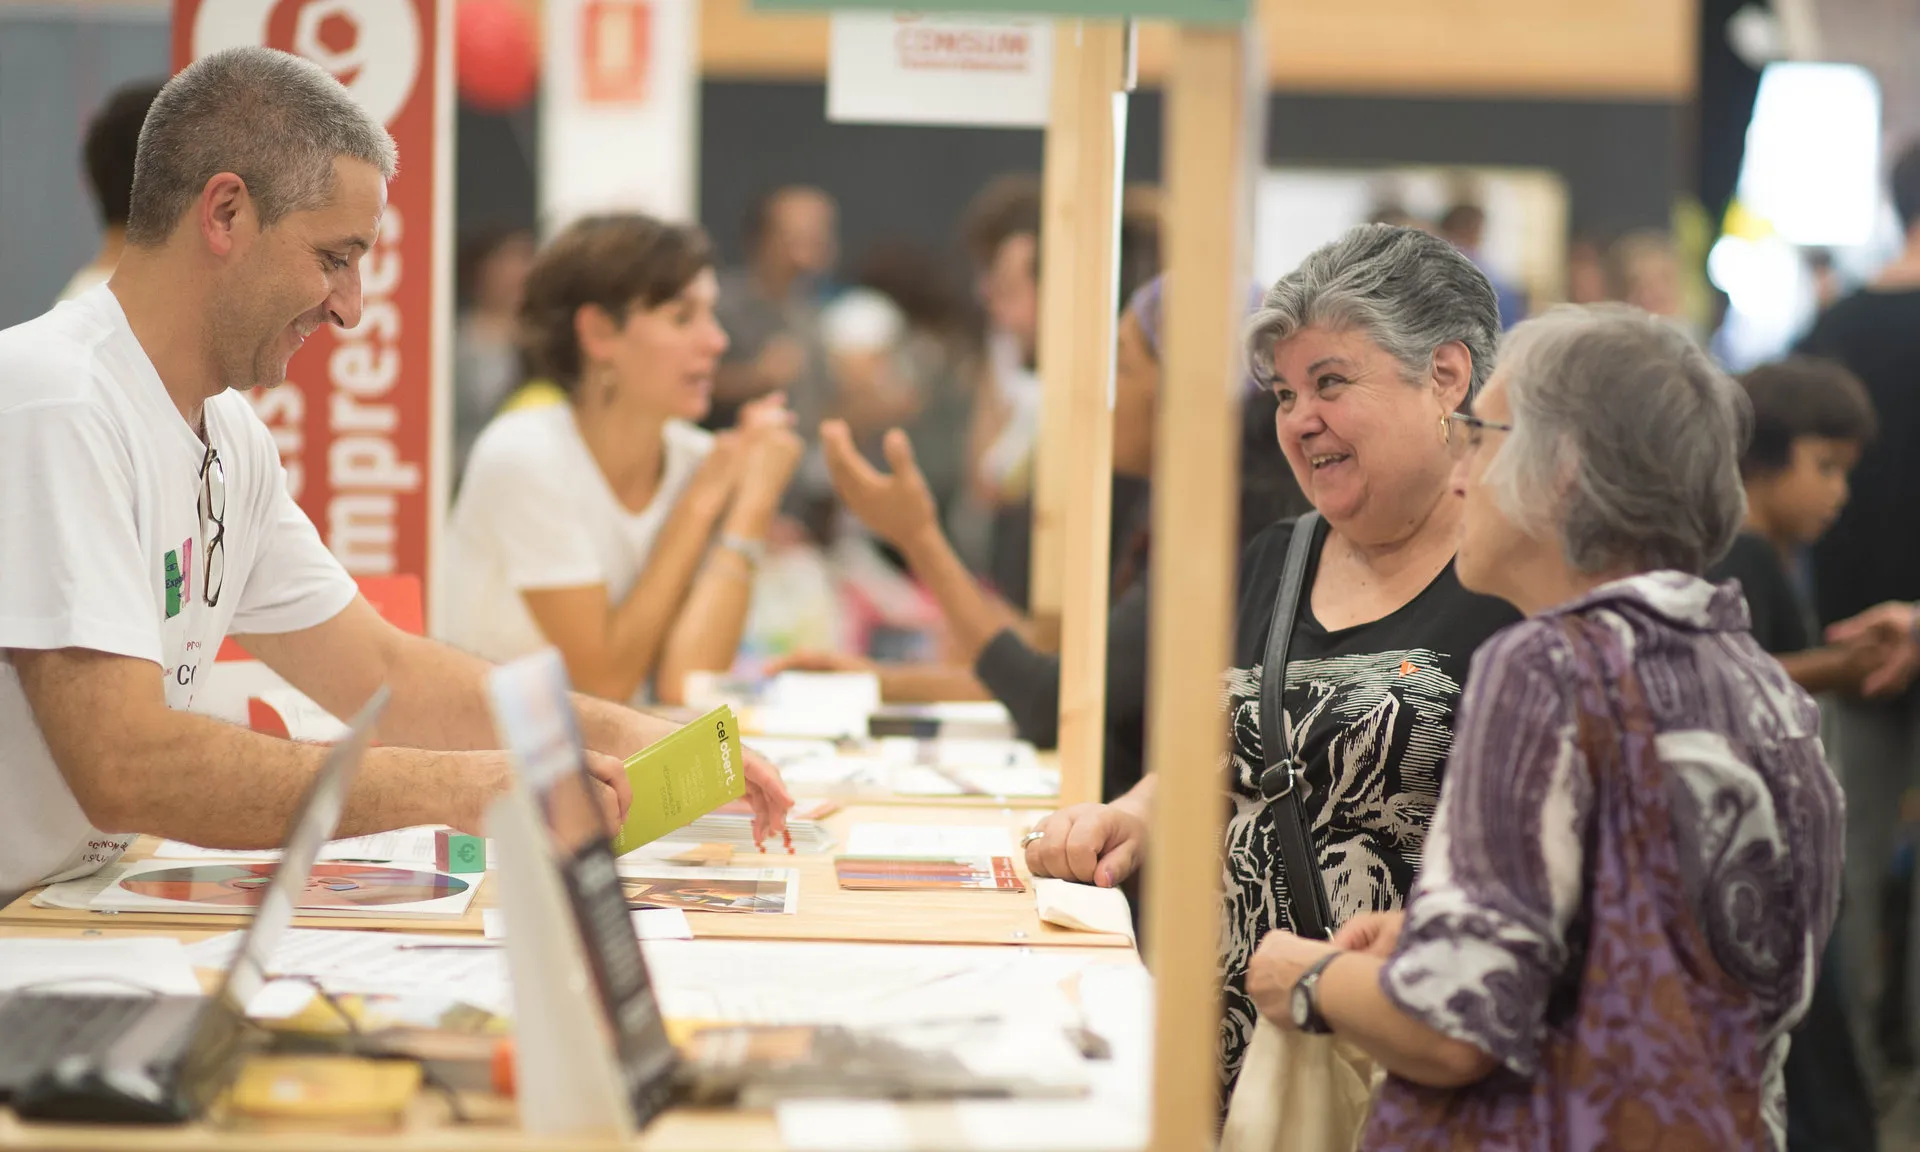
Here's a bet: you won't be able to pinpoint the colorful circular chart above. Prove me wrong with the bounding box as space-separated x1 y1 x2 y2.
117 862 470 909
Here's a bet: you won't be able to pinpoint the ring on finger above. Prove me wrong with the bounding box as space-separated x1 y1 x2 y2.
1020 829 1046 848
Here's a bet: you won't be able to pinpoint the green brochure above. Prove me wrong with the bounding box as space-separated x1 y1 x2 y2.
611 704 748 857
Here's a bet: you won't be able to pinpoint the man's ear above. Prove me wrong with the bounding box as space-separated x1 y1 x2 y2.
197 172 252 257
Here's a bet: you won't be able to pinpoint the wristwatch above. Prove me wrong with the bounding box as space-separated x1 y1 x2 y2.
1290 951 1343 1035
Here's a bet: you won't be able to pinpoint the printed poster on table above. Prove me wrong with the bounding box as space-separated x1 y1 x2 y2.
172 0 453 621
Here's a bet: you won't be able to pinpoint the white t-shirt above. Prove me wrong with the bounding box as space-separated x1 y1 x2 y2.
0 286 359 895
56 264 112 305
438 405 714 683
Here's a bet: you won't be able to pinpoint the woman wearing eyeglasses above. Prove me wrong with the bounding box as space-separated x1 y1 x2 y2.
1251 306 1843 1151
1025 225 1521 1099
440 214 804 706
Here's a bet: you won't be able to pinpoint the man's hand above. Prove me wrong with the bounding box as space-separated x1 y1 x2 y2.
741 747 795 843
820 419 940 551
1024 802 1146 889
1247 930 1340 1029
1828 601 1920 698
584 750 634 834
1330 911 1405 957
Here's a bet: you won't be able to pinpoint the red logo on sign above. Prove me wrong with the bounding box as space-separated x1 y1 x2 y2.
582 0 652 105
177 0 443 601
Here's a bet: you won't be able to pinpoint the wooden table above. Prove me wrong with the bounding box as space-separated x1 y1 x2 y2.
0 798 1146 1152
0 805 1124 950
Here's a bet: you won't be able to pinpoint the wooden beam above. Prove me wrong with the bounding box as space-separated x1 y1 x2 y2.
1028 23 1082 656
1145 21 1253 1152
1041 20 1130 810
696 0 1698 100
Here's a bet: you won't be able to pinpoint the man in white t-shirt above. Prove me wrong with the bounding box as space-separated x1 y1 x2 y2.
0 47 791 897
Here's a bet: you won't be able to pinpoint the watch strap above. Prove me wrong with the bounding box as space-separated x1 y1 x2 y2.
1295 949 1343 1034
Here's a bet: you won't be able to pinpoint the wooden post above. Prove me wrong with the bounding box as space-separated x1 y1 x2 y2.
1039 20 1129 809
1028 25 1081 657
1145 21 1253 1152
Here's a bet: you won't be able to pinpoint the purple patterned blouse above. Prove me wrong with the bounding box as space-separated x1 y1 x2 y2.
1364 573 1844 1151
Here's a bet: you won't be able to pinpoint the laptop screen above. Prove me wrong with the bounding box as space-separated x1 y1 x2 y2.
489 652 679 1126
212 686 389 1015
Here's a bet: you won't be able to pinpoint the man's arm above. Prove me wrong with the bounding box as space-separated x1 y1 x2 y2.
1779 646 1876 696
238 595 672 761
241 597 789 834
14 646 522 846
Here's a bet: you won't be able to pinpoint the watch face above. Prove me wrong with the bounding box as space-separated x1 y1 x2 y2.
1291 980 1313 1030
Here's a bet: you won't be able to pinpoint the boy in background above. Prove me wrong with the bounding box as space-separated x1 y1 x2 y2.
1710 355 1883 1151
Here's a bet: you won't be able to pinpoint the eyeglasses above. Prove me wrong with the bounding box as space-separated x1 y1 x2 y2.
198 442 226 608
1448 411 1515 448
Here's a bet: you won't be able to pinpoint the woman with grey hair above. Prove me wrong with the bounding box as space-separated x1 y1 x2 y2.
1248 305 1844 1150
1025 224 1520 1091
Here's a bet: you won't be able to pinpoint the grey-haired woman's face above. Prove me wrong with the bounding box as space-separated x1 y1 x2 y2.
1451 371 1523 599
1265 324 1464 539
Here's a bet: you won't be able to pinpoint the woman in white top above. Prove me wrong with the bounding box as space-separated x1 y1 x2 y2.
442 213 803 705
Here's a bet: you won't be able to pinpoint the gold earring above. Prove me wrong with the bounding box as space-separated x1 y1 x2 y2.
1439 412 1451 444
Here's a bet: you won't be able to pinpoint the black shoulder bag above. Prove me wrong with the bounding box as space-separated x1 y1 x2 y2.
1256 511 1336 940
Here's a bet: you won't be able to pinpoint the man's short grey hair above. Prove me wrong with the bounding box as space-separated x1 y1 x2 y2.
1485 304 1752 576
127 46 397 246
1246 224 1501 399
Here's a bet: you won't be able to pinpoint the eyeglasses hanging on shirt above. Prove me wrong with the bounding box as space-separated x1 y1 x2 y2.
197 441 226 608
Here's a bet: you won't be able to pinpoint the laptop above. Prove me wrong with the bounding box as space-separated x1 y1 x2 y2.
0 687 389 1124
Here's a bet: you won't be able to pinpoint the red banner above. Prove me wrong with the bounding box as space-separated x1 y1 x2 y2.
173 0 448 609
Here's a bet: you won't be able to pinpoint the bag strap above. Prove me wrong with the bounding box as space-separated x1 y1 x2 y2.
1256 512 1336 940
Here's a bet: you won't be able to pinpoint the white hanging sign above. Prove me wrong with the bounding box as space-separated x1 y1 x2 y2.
541 0 701 229
827 12 1053 128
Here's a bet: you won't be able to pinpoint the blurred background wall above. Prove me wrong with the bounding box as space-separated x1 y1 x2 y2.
0 0 1691 328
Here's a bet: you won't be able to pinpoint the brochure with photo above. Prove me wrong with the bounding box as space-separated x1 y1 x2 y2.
832 856 1026 893
617 866 799 915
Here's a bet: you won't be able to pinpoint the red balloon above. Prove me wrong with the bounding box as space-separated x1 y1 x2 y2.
456 0 538 113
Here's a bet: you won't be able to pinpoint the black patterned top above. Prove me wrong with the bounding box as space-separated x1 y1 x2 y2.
1217 516 1518 1090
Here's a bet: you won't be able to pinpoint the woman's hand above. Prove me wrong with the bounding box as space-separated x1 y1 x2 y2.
732 393 805 516
1023 802 1146 889
683 430 745 518
1330 911 1405 957
1247 930 1341 1028
765 650 878 676
740 746 795 843
821 419 940 551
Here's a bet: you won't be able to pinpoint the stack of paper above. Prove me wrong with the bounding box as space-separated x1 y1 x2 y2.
844 823 1016 859
745 673 884 740
0 938 201 996
877 738 1058 798
867 701 1017 741
185 929 511 1015
652 798 839 855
